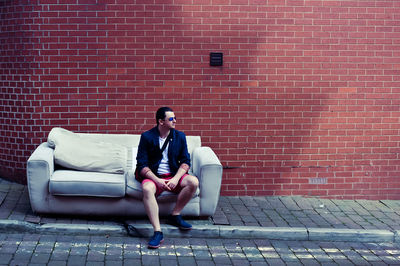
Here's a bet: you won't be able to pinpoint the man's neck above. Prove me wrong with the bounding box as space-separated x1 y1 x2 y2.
158 125 170 139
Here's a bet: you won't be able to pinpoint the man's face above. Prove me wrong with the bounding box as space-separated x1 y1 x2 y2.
160 111 176 129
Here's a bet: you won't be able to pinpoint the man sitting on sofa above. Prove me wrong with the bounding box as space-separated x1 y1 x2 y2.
135 107 199 249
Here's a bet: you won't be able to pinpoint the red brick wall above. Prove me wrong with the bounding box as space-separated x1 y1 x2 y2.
1 0 400 199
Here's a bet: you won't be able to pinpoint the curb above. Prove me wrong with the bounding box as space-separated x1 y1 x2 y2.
127 224 309 241
0 220 398 243
0 220 126 236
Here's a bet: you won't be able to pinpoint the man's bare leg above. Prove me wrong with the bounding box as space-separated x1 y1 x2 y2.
172 175 199 215
142 182 161 231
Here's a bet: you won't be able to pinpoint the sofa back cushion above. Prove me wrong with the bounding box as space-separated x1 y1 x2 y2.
48 127 127 174
47 127 201 174
77 130 201 169
77 132 201 157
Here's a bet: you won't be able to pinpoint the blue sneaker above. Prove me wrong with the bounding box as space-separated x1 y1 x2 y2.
148 231 163 249
168 215 192 230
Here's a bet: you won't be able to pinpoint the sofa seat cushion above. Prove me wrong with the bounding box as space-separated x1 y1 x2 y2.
50 170 125 198
126 171 200 202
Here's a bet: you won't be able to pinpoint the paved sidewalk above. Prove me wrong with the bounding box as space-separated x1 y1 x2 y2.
2 232 400 265
1 178 400 243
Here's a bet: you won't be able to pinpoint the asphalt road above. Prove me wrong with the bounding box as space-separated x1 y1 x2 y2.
0 232 400 265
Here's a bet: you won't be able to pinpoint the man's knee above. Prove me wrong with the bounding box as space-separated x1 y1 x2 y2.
142 181 156 196
184 175 199 189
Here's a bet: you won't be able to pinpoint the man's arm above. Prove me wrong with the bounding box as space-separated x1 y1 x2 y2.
173 163 190 179
136 134 150 176
166 132 191 189
166 163 189 190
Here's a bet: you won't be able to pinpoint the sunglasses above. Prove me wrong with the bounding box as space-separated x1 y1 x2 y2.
166 117 177 121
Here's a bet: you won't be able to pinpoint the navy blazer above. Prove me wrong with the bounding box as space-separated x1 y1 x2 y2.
136 126 191 178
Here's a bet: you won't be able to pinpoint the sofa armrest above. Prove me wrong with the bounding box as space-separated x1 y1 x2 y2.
27 142 54 213
192 146 223 216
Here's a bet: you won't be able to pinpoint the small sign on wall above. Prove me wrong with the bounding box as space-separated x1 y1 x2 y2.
210 52 223 66
309 178 327 184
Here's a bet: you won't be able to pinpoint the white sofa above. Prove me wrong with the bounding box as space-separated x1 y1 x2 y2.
26 128 223 217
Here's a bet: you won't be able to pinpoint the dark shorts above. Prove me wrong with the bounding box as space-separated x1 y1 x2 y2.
142 173 189 197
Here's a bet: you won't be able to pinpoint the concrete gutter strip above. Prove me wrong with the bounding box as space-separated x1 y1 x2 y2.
37 223 127 236
218 226 308 241
0 220 398 243
308 228 395 243
0 220 126 236
0 220 36 234
127 224 306 240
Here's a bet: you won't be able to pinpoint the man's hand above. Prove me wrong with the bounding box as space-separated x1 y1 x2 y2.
155 178 171 191
166 177 180 190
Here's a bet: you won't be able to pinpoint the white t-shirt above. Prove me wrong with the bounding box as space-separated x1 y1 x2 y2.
157 136 171 175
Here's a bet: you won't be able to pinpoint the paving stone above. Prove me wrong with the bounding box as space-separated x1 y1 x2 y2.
141 254 160 266
160 258 179 266
105 260 122 266
195 259 216 266
239 196 259 207
67 255 86 266
86 250 105 261
85 262 104 266
123 258 141 265
30 252 51 264
48 261 67 266
242 247 265 261
265 258 286 265
212 256 232 264
193 249 212 259
280 197 302 211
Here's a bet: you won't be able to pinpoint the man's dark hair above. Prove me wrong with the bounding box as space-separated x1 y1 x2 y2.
156 107 173 125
